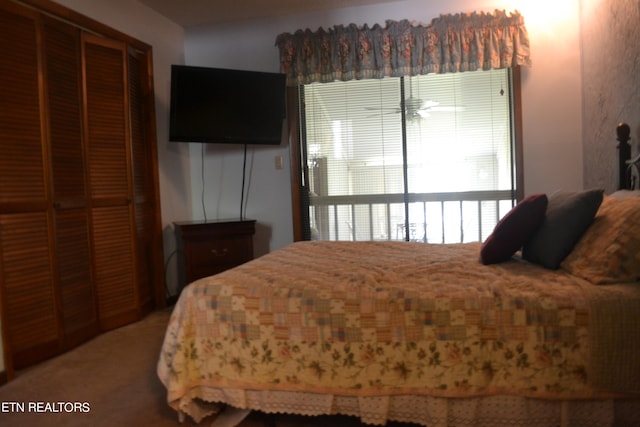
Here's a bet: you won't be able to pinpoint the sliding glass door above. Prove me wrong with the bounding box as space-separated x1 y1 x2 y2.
298 68 520 243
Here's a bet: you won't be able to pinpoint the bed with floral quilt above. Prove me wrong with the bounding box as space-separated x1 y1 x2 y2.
158 188 640 426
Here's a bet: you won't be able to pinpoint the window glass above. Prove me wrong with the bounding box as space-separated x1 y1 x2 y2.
302 69 516 243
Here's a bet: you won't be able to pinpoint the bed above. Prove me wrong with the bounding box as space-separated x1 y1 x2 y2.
158 124 640 426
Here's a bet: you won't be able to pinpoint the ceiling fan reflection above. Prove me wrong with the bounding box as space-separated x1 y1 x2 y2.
365 98 463 120
365 76 464 121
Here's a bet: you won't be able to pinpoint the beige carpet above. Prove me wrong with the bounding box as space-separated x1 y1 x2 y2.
0 308 186 426
0 308 416 427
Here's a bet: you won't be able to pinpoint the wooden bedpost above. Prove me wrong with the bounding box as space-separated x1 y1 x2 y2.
617 122 631 190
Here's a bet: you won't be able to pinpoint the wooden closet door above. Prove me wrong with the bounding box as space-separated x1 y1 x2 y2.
0 3 60 369
1 0 163 375
42 16 99 348
128 49 162 314
82 34 139 331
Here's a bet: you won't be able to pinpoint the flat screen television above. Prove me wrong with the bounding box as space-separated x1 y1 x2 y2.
169 65 287 144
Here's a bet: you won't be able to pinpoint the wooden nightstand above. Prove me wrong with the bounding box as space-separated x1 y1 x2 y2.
174 219 256 292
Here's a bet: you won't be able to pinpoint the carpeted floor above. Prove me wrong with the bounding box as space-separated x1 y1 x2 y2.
0 308 188 426
0 308 415 427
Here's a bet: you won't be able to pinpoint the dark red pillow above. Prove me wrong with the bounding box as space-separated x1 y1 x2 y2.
480 193 548 264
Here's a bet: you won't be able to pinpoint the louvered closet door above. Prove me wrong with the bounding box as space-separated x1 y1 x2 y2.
128 49 160 314
42 16 99 348
0 4 61 368
82 34 139 331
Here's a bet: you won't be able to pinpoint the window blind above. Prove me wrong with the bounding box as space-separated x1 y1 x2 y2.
301 69 516 243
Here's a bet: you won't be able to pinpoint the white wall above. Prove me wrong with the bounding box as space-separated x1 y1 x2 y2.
184 0 585 257
581 0 640 193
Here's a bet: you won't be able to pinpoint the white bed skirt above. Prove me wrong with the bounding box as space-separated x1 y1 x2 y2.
177 388 640 427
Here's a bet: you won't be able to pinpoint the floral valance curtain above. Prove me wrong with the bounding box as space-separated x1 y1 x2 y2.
275 10 531 86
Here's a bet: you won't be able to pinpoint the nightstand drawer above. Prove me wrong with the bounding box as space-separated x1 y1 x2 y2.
188 238 250 268
174 219 256 292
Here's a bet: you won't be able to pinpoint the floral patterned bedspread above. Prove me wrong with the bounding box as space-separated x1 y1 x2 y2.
157 241 640 421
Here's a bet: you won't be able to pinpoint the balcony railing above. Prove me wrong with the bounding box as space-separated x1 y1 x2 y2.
309 190 515 243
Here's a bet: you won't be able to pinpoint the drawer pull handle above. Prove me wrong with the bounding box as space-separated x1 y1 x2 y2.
211 248 229 257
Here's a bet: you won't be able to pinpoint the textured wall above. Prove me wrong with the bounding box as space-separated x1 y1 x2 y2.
581 0 640 192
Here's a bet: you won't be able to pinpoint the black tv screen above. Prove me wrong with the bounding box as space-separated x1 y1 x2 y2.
169 65 286 144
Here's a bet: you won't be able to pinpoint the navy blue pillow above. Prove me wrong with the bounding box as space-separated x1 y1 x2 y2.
522 189 604 269
480 193 548 265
